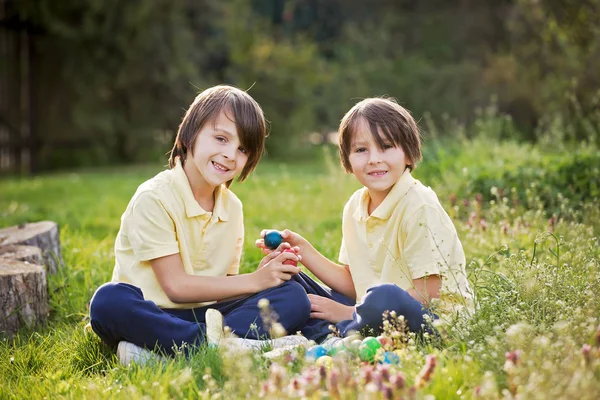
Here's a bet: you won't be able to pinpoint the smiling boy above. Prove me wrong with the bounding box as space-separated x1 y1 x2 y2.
258 97 473 342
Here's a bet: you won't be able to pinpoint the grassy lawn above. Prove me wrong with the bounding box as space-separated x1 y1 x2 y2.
1 139 599 399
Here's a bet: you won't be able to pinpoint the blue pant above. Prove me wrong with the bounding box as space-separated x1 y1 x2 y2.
89 280 311 356
292 272 437 342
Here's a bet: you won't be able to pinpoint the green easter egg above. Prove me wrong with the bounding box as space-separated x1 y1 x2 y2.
361 336 382 352
359 344 376 362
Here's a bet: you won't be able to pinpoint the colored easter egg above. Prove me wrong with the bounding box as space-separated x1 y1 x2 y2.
381 351 401 365
315 355 333 369
305 345 327 361
264 230 283 249
359 344 377 362
361 336 382 352
282 248 298 266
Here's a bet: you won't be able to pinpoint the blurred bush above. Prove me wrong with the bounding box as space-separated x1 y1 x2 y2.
4 0 600 170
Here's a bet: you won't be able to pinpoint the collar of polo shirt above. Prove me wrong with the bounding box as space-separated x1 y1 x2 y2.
172 159 230 221
354 168 416 221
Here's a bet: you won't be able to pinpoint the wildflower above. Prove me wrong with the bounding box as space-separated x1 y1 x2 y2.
327 368 339 397
415 354 436 388
449 193 457 207
548 217 555 232
480 218 487 231
501 220 510 235
390 372 405 390
269 363 286 388
383 386 394 399
378 364 391 382
271 322 287 338
504 350 521 372
361 365 374 384
365 382 378 393
581 344 592 366
258 298 270 309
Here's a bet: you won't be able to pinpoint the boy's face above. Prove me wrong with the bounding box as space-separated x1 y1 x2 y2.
348 117 409 203
186 109 249 191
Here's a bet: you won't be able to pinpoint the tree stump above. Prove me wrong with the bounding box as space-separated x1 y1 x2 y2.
0 221 62 274
0 245 43 265
0 259 48 337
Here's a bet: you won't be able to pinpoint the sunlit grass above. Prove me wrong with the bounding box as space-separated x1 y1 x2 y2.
1 139 599 399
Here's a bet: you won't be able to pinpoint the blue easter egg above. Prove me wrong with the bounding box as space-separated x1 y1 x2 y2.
381 351 401 365
264 231 283 250
305 345 327 361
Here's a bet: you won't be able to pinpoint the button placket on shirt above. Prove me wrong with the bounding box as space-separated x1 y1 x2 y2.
195 213 212 263
365 218 381 275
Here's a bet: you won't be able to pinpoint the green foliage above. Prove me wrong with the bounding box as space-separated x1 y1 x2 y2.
466 147 600 216
7 0 600 170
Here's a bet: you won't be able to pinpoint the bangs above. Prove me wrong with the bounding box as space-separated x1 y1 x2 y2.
365 118 402 151
226 93 266 158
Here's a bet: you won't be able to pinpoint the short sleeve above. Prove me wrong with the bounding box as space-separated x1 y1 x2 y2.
227 217 244 275
401 206 454 280
338 237 349 266
126 192 179 261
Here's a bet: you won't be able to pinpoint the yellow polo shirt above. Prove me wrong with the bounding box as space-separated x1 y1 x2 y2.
339 169 473 313
111 160 244 309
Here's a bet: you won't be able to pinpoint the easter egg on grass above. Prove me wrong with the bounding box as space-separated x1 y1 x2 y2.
359 344 377 362
361 337 382 352
264 230 283 250
358 337 382 362
305 345 327 361
315 355 333 369
380 351 401 365
282 248 298 266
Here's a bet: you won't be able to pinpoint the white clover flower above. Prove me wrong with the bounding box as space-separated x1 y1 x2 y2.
258 298 270 309
271 323 286 338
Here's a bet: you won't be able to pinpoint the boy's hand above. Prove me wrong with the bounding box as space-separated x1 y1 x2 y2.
256 229 307 254
307 294 355 323
256 244 301 268
251 251 301 291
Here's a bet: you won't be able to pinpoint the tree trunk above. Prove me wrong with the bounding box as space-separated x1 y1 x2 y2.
0 244 42 265
0 259 48 338
0 221 62 274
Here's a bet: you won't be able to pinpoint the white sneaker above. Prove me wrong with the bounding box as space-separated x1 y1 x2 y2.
116 341 164 366
221 334 309 351
205 308 225 345
205 308 309 353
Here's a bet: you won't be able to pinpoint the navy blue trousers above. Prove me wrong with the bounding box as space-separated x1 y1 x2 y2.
292 272 437 342
89 280 311 356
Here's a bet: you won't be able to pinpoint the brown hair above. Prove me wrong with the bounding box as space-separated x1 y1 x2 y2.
169 85 267 186
338 97 422 173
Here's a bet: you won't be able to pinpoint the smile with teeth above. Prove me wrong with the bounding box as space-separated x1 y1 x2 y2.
368 170 387 177
212 161 230 172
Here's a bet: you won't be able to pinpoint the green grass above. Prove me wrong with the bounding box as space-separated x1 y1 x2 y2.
1 139 599 399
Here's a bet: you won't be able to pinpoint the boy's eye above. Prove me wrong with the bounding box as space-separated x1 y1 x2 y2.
216 136 226 143
238 147 247 154
383 144 394 150
354 147 366 153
